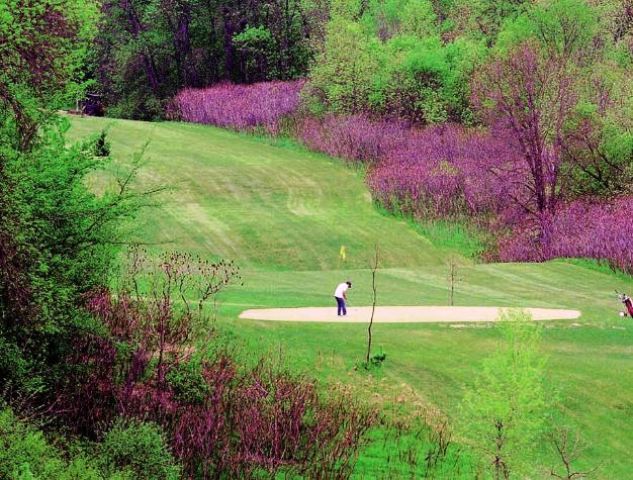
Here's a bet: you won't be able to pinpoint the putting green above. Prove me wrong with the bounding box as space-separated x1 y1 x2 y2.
239 306 581 322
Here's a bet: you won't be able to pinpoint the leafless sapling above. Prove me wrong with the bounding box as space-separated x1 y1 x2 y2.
365 245 379 366
447 255 462 306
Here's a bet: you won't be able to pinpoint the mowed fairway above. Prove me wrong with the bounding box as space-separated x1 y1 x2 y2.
69 115 633 478
71 116 443 270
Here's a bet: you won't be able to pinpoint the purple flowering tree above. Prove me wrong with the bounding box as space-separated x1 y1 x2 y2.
472 41 578 217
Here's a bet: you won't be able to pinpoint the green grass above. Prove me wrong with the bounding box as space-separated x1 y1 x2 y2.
68 115 633 478
373 204 488 260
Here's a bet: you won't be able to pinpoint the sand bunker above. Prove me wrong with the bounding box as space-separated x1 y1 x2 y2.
239 306 581 323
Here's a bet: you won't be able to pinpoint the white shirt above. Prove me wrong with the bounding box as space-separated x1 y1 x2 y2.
334 282 349 298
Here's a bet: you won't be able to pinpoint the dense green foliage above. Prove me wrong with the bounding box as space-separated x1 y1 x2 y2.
0 0 136 397
494 0 633 198
0 118 145 395
0 407 182 480
0 4 171 478
0 0 97 147
305 0 633 190
165 358 211 405
306 0 484 123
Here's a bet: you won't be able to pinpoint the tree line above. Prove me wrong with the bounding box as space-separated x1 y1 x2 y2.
92 0 323 118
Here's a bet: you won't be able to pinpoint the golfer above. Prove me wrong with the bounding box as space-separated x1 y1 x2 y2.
334 281 352 316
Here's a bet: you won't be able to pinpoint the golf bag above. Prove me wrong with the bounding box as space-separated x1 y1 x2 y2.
617 291 633 317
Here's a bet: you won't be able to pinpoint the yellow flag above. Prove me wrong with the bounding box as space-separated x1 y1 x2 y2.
339 245 347 262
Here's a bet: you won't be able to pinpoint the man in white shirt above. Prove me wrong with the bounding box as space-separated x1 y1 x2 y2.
334 281 352 316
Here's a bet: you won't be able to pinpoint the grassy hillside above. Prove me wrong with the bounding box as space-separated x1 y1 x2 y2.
71 116 447 271
68 115 633 478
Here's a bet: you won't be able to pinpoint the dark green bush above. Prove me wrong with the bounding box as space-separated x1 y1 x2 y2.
93 130 111 157
166 359 210 405
99 419 181 480
370 348 387 367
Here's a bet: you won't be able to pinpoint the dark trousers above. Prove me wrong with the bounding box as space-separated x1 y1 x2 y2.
335 296 346 316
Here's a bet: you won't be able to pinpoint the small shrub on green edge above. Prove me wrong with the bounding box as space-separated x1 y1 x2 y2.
99 419 181 480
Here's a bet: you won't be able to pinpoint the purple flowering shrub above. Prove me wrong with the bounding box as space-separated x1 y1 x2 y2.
172 359 374 478
233 363 372 478
296 114 523 220
498 198 633 273
297 114 409 164
170 80 305 134
171 356 237 476
297 113 633 271
368 124 524 220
